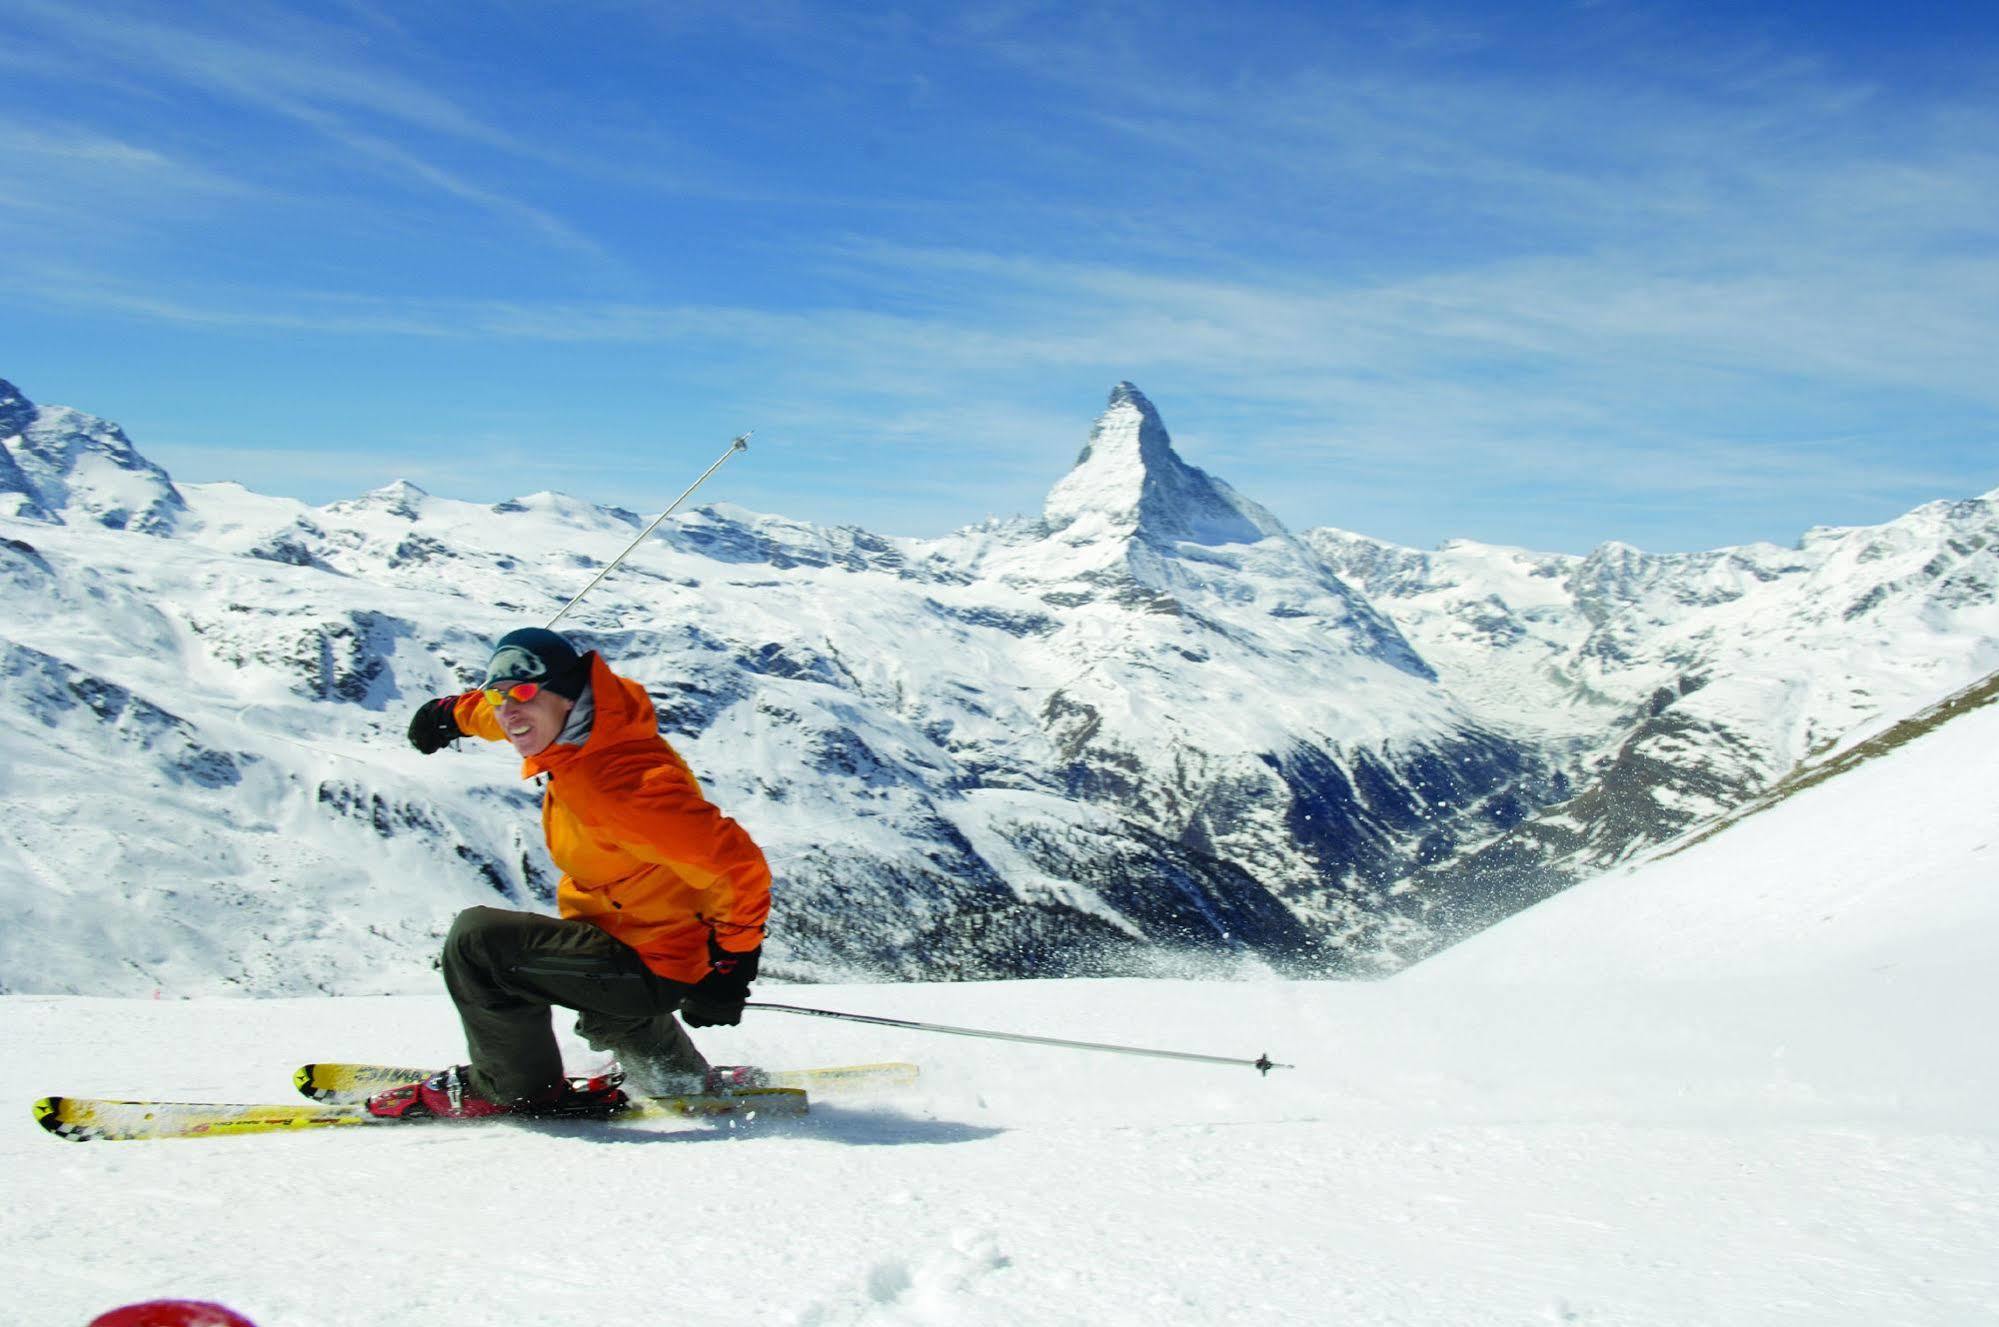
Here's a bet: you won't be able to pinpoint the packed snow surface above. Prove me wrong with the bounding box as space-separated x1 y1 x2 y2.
6 701 1996 1325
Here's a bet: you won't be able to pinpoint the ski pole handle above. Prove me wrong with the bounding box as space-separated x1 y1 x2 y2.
746 1001 1292 1074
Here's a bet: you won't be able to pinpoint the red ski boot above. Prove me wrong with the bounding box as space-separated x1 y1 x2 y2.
366 1065 627 1120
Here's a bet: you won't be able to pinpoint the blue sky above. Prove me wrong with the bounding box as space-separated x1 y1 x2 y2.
2 0 1995 553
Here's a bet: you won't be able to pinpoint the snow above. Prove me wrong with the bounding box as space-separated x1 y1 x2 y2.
6 700 1997 1325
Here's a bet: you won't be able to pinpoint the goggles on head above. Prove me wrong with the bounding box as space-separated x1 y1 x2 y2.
483 681 542 706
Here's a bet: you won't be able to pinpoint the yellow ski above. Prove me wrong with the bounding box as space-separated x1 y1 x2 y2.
37 1095 380 1142
34 1086 806 1142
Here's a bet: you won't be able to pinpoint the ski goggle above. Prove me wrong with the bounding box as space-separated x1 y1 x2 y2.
482 681 542 706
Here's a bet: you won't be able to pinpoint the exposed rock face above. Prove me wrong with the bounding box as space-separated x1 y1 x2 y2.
0 378 187 533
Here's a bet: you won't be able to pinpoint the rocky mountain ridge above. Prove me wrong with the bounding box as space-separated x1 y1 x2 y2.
1307 495 1999 940
2 374 1994 991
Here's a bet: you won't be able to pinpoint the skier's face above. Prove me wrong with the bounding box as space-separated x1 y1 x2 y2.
496 686 574 757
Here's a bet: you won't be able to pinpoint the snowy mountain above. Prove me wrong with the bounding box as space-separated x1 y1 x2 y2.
1044 380 1290 547
1307 497 1999 942
2 371 1994 995
0 377 1560 993
0 378 185 532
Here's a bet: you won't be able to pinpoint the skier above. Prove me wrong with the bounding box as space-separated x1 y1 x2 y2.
369 626 772 1119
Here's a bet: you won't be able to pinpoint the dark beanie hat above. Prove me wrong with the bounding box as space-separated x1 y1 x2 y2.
481 627 589 700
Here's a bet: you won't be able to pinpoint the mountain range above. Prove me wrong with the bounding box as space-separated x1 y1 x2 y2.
2 373 1994 993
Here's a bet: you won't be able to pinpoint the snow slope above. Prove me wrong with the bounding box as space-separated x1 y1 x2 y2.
5 695 1994 1325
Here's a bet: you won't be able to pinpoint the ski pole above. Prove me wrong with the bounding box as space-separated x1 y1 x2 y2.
547 431 752 628
747 1001 1293 1075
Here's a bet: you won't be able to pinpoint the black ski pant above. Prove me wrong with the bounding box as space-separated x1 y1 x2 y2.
442 905 709 1102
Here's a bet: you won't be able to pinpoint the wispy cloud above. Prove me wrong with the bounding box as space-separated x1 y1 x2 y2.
0 0 603 255
4 0 513 145
14 229 1978 550
0 120 256 206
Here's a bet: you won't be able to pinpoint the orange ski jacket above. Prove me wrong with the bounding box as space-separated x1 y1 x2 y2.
451 652 771 984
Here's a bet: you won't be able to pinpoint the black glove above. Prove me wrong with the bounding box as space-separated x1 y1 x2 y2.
680 939 760 1028
406 696 465 754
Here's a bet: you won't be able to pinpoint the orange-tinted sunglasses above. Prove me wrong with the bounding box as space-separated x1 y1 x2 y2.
483 681 541 706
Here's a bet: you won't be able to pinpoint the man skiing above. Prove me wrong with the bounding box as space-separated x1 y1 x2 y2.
369 626 772 1119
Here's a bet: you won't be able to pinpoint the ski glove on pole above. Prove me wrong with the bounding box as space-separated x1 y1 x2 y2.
680 937 761 1027
407 697 465 754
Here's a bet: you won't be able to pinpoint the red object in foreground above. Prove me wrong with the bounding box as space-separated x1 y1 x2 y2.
89 1301 257 1327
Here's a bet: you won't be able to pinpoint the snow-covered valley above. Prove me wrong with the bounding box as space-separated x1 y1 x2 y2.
7 678 1996 1325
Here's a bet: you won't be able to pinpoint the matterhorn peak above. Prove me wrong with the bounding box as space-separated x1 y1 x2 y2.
1106 379 1151 411
1042 383 1287 547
